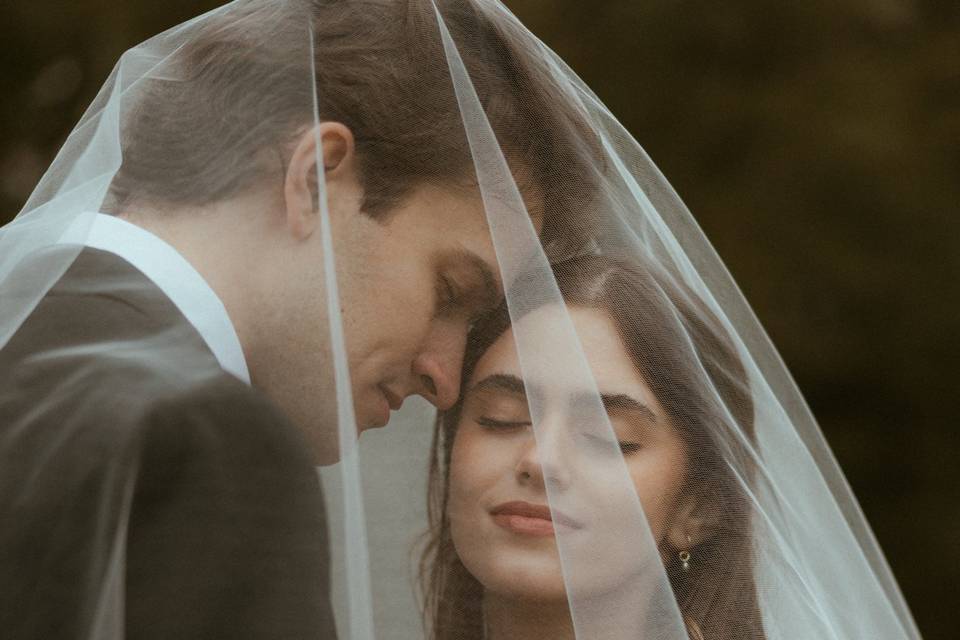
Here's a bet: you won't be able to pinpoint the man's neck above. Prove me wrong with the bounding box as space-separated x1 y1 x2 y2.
116 194 279 367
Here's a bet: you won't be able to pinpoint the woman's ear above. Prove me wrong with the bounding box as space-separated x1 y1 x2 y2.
666 492 717 550
283 121 357 240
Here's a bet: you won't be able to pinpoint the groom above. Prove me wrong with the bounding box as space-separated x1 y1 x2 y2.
0 1 589 638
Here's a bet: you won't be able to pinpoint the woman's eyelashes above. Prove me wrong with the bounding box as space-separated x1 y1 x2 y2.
477 415 531 429
618 440 643 454
476 412 643 455
580 432 643 455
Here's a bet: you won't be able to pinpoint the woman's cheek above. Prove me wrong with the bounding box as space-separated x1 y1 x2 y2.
452 427 513 498
449 428 485 501
623 450 687 544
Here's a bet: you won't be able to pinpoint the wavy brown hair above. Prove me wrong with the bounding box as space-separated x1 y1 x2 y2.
420 255 767 640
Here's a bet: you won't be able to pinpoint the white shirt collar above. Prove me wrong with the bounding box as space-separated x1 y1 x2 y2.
59 213 251 384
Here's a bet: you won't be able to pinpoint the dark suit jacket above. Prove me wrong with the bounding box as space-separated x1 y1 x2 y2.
0 248 337 639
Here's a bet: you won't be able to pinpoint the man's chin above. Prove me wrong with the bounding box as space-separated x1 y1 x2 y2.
296 399 386 465
312 445 343 467
305 422 356 466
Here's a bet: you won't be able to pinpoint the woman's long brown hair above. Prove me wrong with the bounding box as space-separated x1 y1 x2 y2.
420 255 767 640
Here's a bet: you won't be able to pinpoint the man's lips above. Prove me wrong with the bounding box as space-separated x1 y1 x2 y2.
365 385 403 429
489 500 583 536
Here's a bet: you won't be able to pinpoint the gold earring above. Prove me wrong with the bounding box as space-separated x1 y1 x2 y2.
679 534 692 572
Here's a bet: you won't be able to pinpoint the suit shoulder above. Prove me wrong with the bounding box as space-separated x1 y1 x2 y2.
2 355 311 486
137 373 316 474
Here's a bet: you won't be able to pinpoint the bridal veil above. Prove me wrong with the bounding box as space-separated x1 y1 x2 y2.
0 1 921 639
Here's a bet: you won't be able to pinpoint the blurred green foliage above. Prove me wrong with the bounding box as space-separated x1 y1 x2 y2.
2 1 957 637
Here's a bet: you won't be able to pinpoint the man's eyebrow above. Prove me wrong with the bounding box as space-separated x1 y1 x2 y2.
469 373 526 397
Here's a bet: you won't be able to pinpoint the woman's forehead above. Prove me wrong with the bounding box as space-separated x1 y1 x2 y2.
470 306 659 406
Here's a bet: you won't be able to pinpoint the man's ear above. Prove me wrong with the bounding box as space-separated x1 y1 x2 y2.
283 121 357 240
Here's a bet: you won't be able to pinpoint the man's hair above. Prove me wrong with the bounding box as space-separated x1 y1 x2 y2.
105 0 597 251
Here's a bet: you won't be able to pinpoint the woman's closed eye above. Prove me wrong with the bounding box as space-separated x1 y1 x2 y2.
618 440 642 454
580 431 643 455
477 416 531 430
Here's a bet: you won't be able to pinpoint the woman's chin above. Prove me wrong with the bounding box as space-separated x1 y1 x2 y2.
463 552 568 603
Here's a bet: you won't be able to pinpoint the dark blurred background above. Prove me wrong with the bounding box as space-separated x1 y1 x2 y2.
2 1 957 637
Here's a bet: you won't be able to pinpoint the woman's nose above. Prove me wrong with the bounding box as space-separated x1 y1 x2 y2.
515 423 570 490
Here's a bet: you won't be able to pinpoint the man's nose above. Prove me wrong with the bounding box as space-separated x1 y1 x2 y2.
411 329 465 410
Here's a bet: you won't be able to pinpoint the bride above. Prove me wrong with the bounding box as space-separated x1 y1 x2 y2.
421 255 764 640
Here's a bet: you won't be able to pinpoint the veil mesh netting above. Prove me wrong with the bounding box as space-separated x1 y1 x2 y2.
0 1 921 639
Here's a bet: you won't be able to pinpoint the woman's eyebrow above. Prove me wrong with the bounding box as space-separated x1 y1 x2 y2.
468 378 657 425
603 393 658 422
571 391 658 423
468 373 526 397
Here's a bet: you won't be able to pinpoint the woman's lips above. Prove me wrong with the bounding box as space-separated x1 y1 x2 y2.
489 500 583 537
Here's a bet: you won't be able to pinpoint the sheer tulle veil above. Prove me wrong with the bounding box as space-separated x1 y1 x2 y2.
0 1 921 639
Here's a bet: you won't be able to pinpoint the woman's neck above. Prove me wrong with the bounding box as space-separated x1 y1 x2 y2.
482 578 656 640
482 592 575 640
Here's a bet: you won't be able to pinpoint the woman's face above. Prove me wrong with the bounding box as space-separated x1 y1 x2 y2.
448 305 690 602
